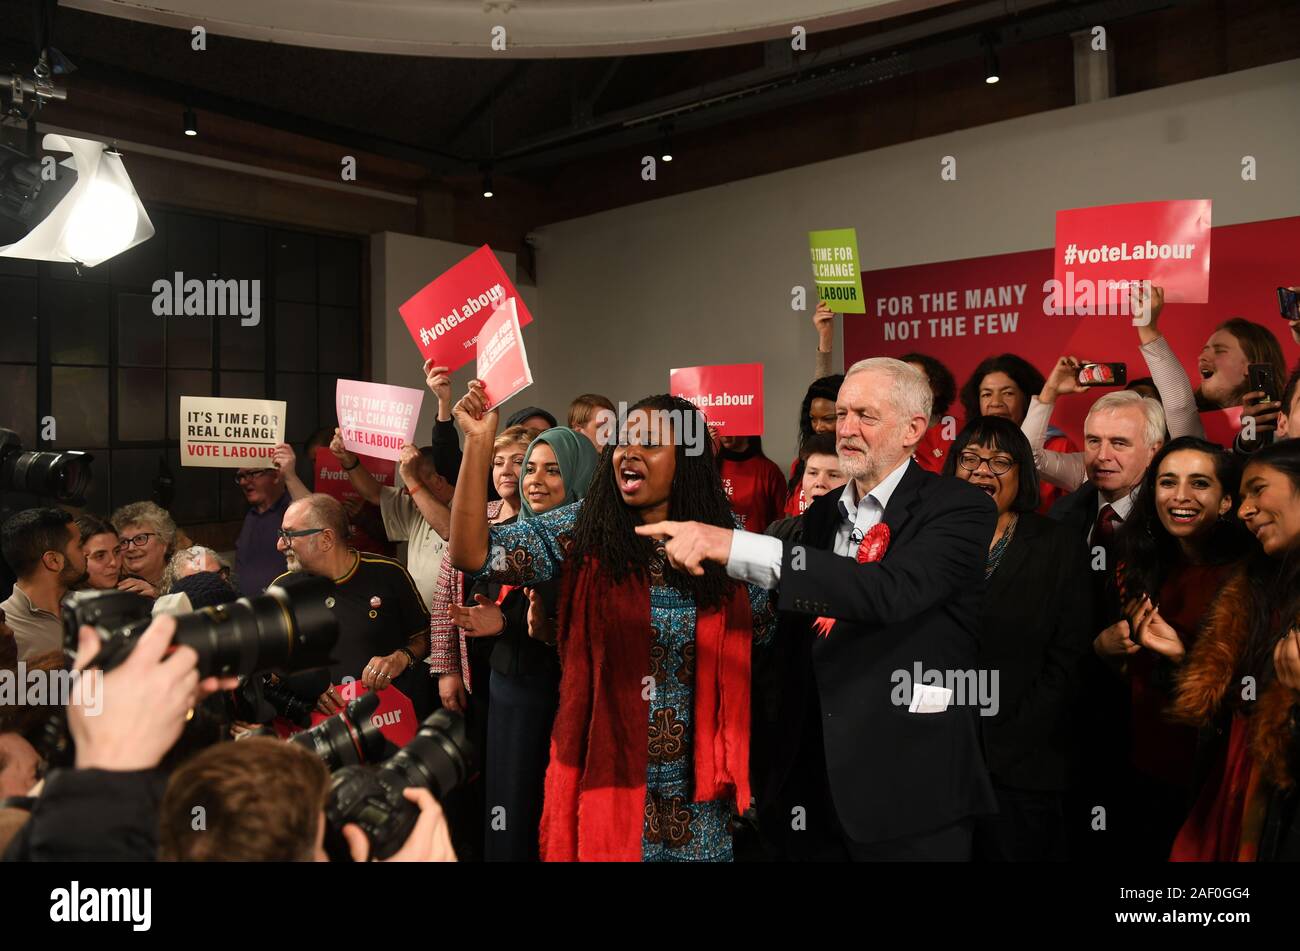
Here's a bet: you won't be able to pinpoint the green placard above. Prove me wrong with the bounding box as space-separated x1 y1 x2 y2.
808 228 866 314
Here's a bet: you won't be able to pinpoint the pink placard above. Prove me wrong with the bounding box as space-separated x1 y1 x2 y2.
475 297 534 412
335 379 424 461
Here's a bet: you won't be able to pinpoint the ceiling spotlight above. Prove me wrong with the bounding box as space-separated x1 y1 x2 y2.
482 169 494 199
0 133 154 267
984 42 1001 85
183 106 197 136
660 124 674 162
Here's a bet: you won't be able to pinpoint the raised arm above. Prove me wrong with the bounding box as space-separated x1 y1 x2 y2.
1022 358 1089 491
813 301 835 379
398 444 451 540
271 443 311 501
1132 284 1204 440
330 427 384 506
448 381 498 573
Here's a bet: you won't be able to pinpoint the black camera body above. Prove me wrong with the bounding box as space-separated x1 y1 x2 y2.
324 709 475 860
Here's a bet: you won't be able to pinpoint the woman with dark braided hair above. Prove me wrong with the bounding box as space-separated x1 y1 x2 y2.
448 385 773 862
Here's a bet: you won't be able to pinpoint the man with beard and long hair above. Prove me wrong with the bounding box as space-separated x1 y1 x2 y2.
448 385 773 862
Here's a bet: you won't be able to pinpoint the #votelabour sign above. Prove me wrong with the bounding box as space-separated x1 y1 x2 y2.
398 244 535 372
808 228 866 314
180 396 286 467
670 363 764 435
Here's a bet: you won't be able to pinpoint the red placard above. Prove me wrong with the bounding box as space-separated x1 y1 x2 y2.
670 363 764 435
1054 199 1212 306
398 245 534 371
313 682 417 748
475 297 533 411
313 447 395 502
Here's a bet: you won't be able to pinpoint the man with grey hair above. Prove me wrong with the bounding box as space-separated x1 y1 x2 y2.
639 357 998 860
271 493 433 718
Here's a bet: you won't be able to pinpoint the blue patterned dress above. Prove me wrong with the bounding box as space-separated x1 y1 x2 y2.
467 499 774 861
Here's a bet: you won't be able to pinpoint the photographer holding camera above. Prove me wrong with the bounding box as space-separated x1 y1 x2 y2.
158 737 456 862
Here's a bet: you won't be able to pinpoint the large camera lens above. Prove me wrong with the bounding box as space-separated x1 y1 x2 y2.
381 709 476 802
66 571 338 678
289 691 386 771
0 428 92 504
169 572 338 678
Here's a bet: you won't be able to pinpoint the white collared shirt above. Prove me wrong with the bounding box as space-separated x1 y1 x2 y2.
726 456 912 589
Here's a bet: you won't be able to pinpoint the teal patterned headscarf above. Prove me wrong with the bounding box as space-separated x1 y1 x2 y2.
519 426 599 520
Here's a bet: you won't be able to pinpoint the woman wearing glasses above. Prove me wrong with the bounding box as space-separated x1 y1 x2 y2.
942 415 1095 861
74 515 122 591
109 501 179 600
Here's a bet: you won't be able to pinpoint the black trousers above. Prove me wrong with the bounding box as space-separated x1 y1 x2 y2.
483 666 559 862
974 782 1067 861
758 680 974 862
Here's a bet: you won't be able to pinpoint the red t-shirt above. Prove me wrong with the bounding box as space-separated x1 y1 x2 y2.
719 453 787 533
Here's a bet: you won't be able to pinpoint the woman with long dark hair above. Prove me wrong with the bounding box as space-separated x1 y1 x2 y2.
942 416 1093 860
1093 436 1254 858
449 386 772 862
959 354 1077 511
1169 440 1300 860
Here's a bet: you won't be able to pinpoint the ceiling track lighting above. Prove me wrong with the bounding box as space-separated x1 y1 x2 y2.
183 106 197 136
482 167 494 199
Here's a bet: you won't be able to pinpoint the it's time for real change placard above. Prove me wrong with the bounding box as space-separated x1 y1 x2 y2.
180 396 286 467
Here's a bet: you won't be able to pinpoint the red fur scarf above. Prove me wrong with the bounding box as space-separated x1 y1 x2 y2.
1170 568 1299 790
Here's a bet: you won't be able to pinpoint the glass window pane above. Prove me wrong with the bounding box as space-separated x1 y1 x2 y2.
218 305 266 370
168 448 219 524
117 292 165 366
275 301 317 371
317 237 359 305
42 260 110 284
110 448 160 515
0 258 37 277
318 306 359 375
275 373 316 444
116 368 166 441
221 221 265 283
0 276 38 362
167 370 212 441
220 471 251 522
51 366 109 448
219 371 267 400
319 375 340 432
272 229 315 302
45 281 110 365
166 312 213 368
0 364 38 446
109 214 168 290
80 450 111 518
167 213 220 279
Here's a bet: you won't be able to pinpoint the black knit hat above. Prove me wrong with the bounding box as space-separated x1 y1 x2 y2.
505 406 557 430
172 571 240 609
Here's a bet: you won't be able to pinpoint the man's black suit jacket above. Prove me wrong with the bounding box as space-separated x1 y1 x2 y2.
763 459 999 845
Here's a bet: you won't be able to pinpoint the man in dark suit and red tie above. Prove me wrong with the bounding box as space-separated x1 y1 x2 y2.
638 357 999 860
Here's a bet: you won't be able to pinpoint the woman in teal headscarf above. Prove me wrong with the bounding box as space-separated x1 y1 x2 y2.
449 426 597 861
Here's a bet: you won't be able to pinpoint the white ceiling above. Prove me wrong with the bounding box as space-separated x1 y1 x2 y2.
62 0 958 57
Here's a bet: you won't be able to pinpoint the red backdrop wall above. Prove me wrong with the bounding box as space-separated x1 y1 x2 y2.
843 214 1300 443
